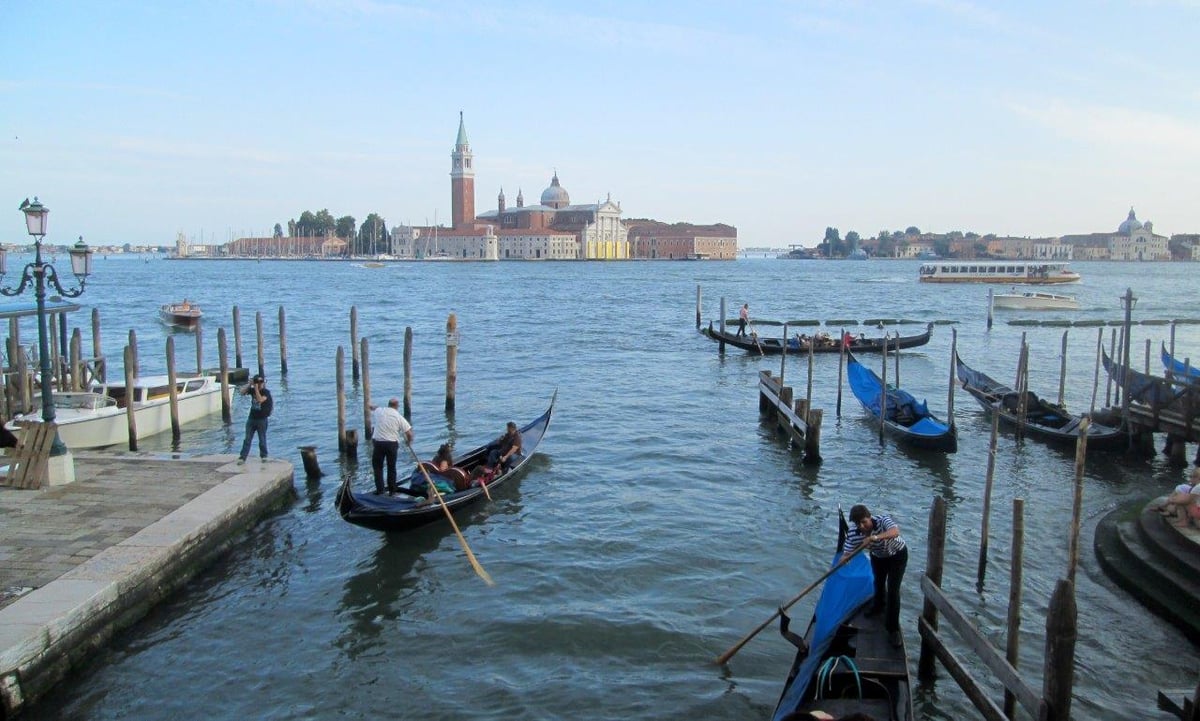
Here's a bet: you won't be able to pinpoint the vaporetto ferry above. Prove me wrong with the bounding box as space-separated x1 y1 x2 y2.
918 260 1081 284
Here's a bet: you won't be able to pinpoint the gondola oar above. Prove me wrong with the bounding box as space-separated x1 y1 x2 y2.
748 320 765 356
714 540 870 665
405 441 495 586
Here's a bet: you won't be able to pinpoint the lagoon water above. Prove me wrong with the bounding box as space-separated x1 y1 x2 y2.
23 256 1200 720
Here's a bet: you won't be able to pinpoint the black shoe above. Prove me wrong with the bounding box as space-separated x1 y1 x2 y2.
865 604 884 617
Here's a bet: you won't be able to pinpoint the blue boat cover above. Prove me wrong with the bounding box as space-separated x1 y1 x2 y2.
847 359 950 437
772 550 874 721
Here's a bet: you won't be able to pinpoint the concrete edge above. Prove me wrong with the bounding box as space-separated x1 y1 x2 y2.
0 459 296 716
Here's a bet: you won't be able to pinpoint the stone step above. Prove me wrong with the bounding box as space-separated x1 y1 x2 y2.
1094 501 1200 643
1136 505 1200 578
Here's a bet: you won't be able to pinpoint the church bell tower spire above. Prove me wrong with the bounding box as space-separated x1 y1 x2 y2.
450 111 475 230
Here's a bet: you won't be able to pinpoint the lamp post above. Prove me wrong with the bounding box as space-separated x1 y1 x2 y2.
0 197 93 465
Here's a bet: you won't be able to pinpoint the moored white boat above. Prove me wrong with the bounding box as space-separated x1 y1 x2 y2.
5 374 224 449
992 291 1080 310
919 260 1080 284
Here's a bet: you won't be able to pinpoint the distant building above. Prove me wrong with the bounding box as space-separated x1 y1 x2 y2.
1109 208 1169 261
625 221 738 259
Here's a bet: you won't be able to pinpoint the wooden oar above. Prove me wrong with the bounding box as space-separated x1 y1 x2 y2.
748 320 765 356
714 541 870 665
405 442 495 586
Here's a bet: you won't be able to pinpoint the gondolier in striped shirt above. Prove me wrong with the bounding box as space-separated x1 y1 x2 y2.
842 504 908 648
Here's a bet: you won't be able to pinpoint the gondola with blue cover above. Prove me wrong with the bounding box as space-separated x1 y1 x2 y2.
773 511 914 721
335 393 555 532
1161 342 1200 385
846 351 957 452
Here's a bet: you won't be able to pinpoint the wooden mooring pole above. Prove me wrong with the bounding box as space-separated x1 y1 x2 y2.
403 327 413 420
336 345 347 455
695 285 702 330
91 308 104 382
218 328 231 422
446 314 458 414
1043 579 1078 721
233 305 244 371
166 336 181 443
128 329 139 379
918 495 947 682
255 311 265 380
1058 330 1069 407
977 412 998 587
350 306 359 382
195 323 203 375
1003 498 1025 719
123 345 137 451
1067 418 1089 584
361 338 372 440
279 305 288 376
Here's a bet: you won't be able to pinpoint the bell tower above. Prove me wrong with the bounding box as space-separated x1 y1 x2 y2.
450 111 475 230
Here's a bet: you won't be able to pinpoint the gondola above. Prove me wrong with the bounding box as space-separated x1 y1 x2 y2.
773 511 914 721
846 351 957 452
704 322 933 355
955 352 1125 449
1161 343 1200 384
335 393 555 532
1102 347 1187 408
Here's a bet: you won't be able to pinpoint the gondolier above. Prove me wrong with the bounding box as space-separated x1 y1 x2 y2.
843 504 908 648
370 398 413 495
737 303 750 337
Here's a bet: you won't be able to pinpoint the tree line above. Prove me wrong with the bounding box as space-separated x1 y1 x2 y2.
271 209 394 256
817 226 990 258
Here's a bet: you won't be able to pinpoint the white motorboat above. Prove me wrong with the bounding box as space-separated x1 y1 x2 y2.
992 291 1080 310
160 300 202 330
5 374 224 449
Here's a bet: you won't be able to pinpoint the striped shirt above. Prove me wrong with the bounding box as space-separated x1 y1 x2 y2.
843 514 906 559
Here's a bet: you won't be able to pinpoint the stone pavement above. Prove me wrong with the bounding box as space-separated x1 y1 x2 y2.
0 451 294 716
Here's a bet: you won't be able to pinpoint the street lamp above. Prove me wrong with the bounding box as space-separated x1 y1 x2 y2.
0 197 93 459
1119 287 1138 449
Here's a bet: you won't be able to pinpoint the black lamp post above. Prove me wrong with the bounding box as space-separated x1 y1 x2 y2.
1119 287 1138 448
0 197 93 456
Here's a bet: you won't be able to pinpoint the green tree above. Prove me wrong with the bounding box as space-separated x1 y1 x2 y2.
336 215 356 240
273 223 283 238
933 237 951 257
846 230 861 249
877 235 896 257
314 209 336 236
296 211 317 237
358 213 389 255
905 226 921 236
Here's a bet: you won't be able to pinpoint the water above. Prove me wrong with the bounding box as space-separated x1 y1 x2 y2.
22 256 1200 720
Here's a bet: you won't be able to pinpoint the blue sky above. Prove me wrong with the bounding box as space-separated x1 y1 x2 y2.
3 0 1198 248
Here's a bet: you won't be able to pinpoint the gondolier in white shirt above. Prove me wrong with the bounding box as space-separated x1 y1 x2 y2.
842 504 909 648
370 398 413 495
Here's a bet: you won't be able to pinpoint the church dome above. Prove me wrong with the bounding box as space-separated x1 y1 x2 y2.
1118 207 1143 234
540 173 570 209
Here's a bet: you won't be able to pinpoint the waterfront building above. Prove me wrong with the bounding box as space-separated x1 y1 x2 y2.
1110 208 1169 261
626 221 737 259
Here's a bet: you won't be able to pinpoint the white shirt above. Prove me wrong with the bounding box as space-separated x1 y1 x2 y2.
371 406 411 443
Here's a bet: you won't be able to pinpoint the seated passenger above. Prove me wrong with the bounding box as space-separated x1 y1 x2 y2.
431 442 454 472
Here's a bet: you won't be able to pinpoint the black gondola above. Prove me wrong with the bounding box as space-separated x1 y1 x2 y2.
846 351 957 452
1162 342 1200 385
773 511 914 721
956 352 1125 449
335 393 555 532
703 322 933 355
1102 347 1187 408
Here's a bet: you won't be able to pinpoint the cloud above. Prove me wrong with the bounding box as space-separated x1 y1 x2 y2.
1007 99 1200 157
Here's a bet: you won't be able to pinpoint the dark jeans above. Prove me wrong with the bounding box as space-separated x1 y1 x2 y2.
372 440 399 493
870 545 908 633
239 417 269 460
487 449 522 471
737 318 746 337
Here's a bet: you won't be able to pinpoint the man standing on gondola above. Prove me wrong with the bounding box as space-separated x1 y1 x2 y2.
737 303 750 337
843 504 908 648
370 398 413 495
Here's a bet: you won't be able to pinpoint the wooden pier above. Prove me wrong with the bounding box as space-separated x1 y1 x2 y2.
758 370 821 464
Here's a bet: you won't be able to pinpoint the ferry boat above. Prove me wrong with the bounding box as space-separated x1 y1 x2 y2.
918 260 1080 284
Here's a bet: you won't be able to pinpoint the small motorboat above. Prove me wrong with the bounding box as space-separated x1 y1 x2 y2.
992 291 1079 310
160 300 202 329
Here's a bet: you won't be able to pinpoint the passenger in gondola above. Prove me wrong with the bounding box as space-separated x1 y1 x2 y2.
842 331 854 348
431 443 454 472
487 421 523 472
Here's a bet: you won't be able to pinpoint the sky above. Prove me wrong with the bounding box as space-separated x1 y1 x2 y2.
3 0 1199 248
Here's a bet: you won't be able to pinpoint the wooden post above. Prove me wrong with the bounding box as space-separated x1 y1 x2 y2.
893 332 901 388
779 323 787 386
128 329 139 379
805 328 814 418
336 345 347 454
279 305 289 376
218 328 231 423
50 312 61 389
403 327 413 420
1058 330 1069 407
987 287 994 330
978 412 998 586
361 337 372 440
804 408 822 464
69 329 82 391
166 336 181 442
255 310 265 380
350 306 360 382
948 328 957 423
1042 579 1078 721
233 305 244 370
879 336 888 445
16 339 29 415
91 308 103 382
1003 498 1025 719
1105 328 1116 407
1169 321 1177 380
1067 418 1089 584
1015 339 1029 440
299 445 324 479
123 345 138 451
836 329 846 418
1090 327 1103 415
195 323 203 375
918 496 947 682
1144 337 1151 375
718 297 727 355
695 285 702 330
446 313 458 414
